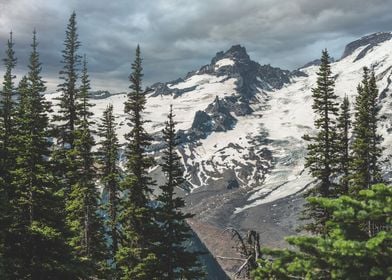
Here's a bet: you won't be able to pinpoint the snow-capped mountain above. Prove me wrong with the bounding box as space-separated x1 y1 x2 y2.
46 31 392 277
48 32 392 211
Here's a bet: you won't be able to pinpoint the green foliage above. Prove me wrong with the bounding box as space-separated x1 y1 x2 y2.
97 104 121 277
51 12 82 205
4 31 78 279
252 184 392 280
336 96 351 195
155 106 205 279
351 68 383 194
303 49 339 197
0 31 17 154
302 49 340 234
66 56 109 278
0 31 17 278
116 45 160 280
53 11 81 148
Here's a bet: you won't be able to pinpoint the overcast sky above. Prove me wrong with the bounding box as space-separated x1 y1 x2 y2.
0 0 391 92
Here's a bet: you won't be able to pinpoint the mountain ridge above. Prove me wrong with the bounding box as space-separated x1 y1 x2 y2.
46 31 392 278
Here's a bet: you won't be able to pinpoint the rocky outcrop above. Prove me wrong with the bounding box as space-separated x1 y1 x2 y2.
188 96 237 140
191 111 213 132
207 45 295 97
149 44 300 101
149 82 197 98
341 32 392 61
89 90 125 99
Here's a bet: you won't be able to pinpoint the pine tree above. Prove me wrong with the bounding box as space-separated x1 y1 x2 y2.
97 104 121 277
6 31 77 279
336 96 351 195
53 11 81 148
0 31 17 165
116 45 160 280
302 49 339 234
0 31 17 279
252 184 392 280
367 72 383 185
51 12 82 201
351 68 382 195
66 56 108 278
156 105 204 279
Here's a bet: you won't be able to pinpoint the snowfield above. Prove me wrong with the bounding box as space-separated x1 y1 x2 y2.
46 34 392 214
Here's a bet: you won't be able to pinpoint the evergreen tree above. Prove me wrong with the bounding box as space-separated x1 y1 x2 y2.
252 184 392 280
51 12 82 202
66 56 108 278
336 96 351 195
302 49 339 234
97 104 121 277
367 72 383 185
156 105 204 279
6 31 77 279
351 68 382 195
0 31 17 168
0 31 17 278
53 11 81 148
116 45 160 280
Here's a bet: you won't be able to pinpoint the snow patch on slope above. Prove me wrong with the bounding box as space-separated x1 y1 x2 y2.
234 39 392 212
215 58 235 69
146 75 238 133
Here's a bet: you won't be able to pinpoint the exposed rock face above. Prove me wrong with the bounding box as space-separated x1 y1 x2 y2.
149 82 197 98
205 96 237 132
189 96 237 140
218 96 253 116
200 44 298 98
227 179 239 189
150 44 302 100
147 45 299 147
341 32 392 61
191 110 213 132
300 57 335 69
89 90 125 99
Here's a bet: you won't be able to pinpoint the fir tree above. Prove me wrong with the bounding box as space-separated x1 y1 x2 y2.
116 45 160 280
0 31 17 163
66 56 108 278
367 72 383 185
0 31 17 278
302 49 339 234
351 68 382 195
51 12 82 202
336 96 351 195
6 31 77 279
53 11 81 148
252 184 392 280
156 105 204 279
97 104 121 277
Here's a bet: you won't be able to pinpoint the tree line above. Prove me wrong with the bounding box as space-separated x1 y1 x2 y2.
0 12 204 280
252 50 391 279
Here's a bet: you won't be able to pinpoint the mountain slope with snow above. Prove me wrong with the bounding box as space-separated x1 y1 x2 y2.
46 32 392 277
47 32 392 211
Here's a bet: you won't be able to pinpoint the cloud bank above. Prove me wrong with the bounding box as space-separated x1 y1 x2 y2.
0 0 391 91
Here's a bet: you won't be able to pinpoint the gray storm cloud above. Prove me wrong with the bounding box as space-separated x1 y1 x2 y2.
0 0 391 92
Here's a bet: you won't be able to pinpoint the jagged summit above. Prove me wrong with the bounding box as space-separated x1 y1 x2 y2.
211 44 250 64
149 44 296 102
341 31 392 61
46 31 392 277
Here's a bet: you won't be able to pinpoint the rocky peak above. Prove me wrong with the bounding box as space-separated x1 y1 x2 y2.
341 32 392 61
207 96 228 114
211 44 250 65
